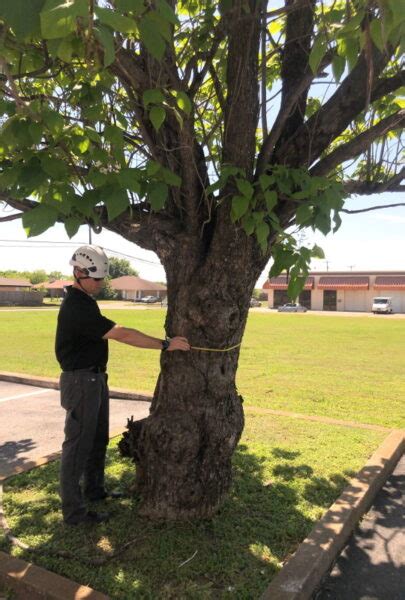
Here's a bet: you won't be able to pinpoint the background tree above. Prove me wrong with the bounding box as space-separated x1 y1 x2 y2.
29 269 48 285
98 276 118 300
48 270 65 281
108 256 139 279
0 0 403 519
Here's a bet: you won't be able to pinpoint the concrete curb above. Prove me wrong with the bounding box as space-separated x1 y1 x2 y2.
0 551 109 600
260 429 405 600
0 371 151 402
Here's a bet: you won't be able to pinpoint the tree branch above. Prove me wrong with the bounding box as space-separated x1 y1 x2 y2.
277 0 316 144
311 110 405 177
222 0 261 174
343 168 405 196
0 211 23 222
342 202 405 214
0 194 38 213
276 43 399 167
256 50 333 175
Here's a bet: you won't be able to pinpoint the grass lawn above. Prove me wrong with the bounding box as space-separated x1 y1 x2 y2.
0 414 386 599
0 309 404 427
0 309 402 597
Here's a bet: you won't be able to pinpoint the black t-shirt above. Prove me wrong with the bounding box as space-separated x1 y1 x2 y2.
55 286 115 371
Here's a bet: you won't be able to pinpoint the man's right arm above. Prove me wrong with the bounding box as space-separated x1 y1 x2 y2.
103 325 190 351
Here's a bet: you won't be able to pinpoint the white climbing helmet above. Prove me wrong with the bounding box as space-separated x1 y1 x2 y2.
69 245 109 278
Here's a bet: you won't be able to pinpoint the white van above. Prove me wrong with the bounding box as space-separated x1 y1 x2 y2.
372 297 393 314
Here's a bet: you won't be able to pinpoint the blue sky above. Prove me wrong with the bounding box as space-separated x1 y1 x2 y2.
0 190 404 286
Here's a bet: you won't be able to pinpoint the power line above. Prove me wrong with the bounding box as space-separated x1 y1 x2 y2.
0 240 162 267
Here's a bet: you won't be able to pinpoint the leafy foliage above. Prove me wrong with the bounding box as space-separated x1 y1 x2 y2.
0 0 403 299
108 257 138 279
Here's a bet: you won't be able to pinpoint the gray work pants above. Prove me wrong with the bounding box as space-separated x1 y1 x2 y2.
59 370 109 524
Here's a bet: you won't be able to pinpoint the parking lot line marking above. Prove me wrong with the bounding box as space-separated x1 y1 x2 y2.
0 389 51 403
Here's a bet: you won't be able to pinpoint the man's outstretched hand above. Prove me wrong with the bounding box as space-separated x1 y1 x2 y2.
167 336 190 351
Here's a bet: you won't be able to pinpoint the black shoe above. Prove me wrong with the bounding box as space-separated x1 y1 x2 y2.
66 510 110 525
88 490 124 502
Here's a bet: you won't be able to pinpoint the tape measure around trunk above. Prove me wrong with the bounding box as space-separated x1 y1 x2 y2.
190 342 241 352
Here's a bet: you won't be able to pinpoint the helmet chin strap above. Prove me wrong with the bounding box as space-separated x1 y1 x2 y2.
74 268 91 292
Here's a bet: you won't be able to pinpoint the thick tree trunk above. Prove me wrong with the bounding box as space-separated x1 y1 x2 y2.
119 226 265 519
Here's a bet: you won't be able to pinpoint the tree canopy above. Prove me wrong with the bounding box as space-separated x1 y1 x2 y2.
108 256 139 278
0 0 403 297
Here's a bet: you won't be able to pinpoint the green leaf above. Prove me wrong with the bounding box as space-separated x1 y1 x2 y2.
176 91 192 115
64 216 82 238
87 167 107 187
146 160 161 176
42 109 64 134
259 174 274 191
57 36 74 61
102 186 129 220
40 0 87 39
231 195 250 222
95 6 137 33
309 36 327 74
150 105 166 131
0 0 45 38
40 154 68 179
370 19 385 51
148 181 168 211
117 168 142 193
94 24 116 67
333 210 342 233
342 36 359 71
332 54 345 82
387 0 405 24
255 221 270 252
295 204 313 225
241 214 255 235
156 0 179 26
103 124 123 145
73 189 99 217
22 204 58 237
115 0 144 16
139 14 166 60
236 178 254 199
287 276 306 301
264 190 277 212
311 244 325 259
143 89 165 106
158 166 181 187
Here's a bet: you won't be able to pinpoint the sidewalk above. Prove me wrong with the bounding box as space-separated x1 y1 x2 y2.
0 380 150 480
316 454 405 600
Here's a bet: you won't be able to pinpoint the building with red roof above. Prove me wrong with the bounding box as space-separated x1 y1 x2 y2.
263 271 405 313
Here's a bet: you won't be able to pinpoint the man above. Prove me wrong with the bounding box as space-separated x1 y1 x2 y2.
55 245 189 525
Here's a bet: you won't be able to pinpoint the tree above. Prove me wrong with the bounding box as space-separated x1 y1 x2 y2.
108 256 139 279
29 269 48 284
98 276 118 300
0 0 403 519
48 270 65 281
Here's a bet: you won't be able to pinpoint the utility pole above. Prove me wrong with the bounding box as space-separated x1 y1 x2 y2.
88 224 92 244
347 265 355 271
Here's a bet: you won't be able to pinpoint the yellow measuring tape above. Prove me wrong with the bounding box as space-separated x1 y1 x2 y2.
190 343 241 352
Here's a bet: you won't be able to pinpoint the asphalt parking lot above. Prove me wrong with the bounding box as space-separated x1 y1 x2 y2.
0 380 150 479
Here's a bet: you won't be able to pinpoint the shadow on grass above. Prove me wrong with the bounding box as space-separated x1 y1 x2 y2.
1 443 355 599
0 439 38 479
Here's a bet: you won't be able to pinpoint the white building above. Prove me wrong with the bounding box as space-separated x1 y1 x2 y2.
263 271 405 313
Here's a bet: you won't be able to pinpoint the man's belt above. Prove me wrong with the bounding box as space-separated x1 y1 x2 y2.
64 365 107 373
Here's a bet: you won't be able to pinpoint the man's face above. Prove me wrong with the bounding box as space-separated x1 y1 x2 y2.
75 269 105 295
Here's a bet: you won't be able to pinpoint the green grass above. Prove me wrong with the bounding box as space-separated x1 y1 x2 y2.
0 414 385 599
0 310 404 427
